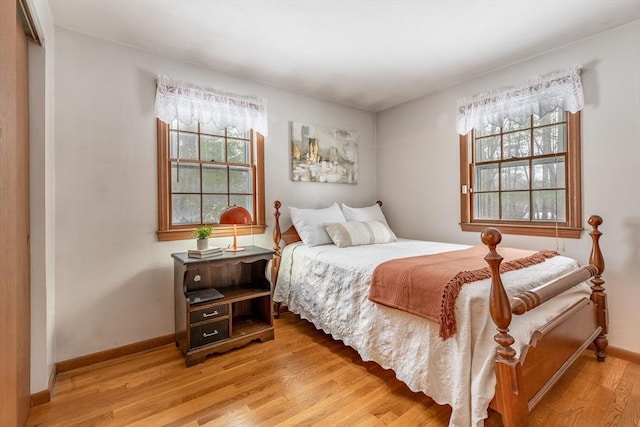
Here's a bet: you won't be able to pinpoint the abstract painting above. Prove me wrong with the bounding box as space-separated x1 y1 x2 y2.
290 122 358 184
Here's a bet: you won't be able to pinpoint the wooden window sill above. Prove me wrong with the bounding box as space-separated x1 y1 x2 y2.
157 225 267 242
460 222 583 239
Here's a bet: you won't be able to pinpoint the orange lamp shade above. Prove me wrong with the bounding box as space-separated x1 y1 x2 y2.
219 206 252 252
219 206 252 225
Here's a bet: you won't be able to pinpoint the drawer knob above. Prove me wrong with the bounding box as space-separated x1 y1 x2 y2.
203 330 219 338
202 310 219 317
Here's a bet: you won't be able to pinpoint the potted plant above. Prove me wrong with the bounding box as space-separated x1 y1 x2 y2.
193 226 212 250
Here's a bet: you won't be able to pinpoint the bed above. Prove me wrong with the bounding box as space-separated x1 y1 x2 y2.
269 200 607 427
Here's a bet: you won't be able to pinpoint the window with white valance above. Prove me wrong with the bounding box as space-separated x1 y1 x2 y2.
456 66 583 136
154 74 268 136
457 66 584 238
154 75 267 241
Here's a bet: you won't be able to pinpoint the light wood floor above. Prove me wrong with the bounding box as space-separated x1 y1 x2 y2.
27 313 640 426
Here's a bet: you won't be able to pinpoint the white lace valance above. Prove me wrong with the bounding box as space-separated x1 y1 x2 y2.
154 75 268 136
456 66 583 135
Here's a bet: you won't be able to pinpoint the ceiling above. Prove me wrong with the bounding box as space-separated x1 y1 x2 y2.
48 0 640 112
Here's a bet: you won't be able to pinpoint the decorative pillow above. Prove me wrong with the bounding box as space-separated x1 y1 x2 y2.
341 203 389 226
323 220 397 248
289 203 347 247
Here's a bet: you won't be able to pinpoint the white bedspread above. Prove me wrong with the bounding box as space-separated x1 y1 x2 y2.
273 239 592 427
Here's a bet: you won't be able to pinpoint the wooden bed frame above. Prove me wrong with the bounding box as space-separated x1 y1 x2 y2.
270 200 607 427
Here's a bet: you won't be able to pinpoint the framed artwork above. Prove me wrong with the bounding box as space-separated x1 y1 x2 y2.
290 122 358 184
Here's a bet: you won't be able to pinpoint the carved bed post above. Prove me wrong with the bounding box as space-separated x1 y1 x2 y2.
272 201 283 318
482 227 528 427
588 215 607 362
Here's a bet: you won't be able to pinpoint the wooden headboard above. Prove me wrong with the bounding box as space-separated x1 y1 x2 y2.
281 225 301 245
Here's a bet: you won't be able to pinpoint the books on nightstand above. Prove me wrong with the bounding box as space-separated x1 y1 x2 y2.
185 287 225 304
187 247 223 258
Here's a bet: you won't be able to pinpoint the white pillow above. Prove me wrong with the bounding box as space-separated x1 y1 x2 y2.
323 220 397 248
341 203 389 226
289 203 347 246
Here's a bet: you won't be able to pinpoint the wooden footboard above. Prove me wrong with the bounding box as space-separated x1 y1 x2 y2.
483 216 606 427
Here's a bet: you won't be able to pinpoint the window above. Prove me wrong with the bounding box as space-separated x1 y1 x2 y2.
157 119 265 241
459 108 582 238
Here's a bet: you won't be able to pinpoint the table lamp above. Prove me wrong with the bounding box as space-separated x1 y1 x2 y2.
219 205 252 252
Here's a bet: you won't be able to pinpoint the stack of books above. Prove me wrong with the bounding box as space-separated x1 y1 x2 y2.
187 246 223 258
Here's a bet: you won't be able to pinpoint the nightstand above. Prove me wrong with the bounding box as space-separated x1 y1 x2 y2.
172 245 275 366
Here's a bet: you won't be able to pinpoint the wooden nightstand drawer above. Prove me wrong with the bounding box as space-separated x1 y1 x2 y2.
191 304 229 324
190 320 229 349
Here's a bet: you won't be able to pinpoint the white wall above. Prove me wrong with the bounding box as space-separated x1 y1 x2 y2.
29 0 56 394
53 28 376 361
377 21 640 353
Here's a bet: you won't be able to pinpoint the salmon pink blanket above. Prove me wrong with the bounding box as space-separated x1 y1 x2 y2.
368 245 558 339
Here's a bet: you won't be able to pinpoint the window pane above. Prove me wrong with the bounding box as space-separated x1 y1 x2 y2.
474 192 499 220
533 157 565 189
475 122 501 138
230 167 252 193
178 120 197 132
503 131 531 159
171 163 200 193
475 136 501 162
200 122 226 136
202 164 228 193
230 195 253 216
170 132 198 160
226 127 250 139
200 135 225 162
172 194 200 225
501 191 529 220
533 124 566 155
532 190 566 221
475 164 499 191
501 160 530 190
534 108 565 126
204 195 229 223
502 117 530 132
228 139 249 164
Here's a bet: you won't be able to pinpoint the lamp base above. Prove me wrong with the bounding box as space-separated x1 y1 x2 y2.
225 247 246 252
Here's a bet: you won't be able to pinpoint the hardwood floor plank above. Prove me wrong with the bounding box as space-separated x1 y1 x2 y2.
600 356 628 390
353 414 386 427
26 313 639 427
599 378 633 426
624 362 640 395
250 369 348 425
618 362 640 427
271 375 380 425
334 380 415 425
387 398 451 426
618 394 640 427
307 383 393 425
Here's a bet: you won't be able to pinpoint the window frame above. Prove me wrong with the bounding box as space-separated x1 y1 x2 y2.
156 119 266 241
459 111 582 238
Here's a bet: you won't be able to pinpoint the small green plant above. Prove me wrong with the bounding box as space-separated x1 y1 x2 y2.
192 226 212 240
